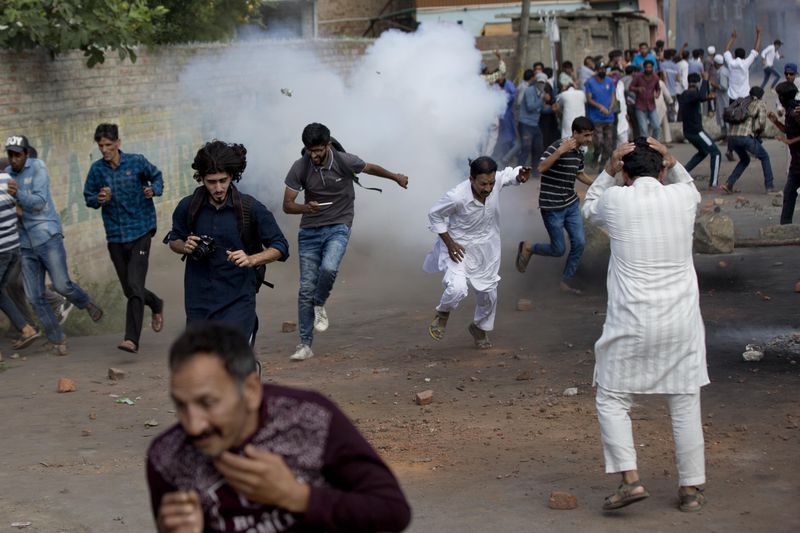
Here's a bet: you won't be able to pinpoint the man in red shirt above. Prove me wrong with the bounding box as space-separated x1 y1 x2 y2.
147 322 411 533
630 60 662 139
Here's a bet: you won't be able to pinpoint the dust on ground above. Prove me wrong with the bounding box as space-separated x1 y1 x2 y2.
0 140 798 532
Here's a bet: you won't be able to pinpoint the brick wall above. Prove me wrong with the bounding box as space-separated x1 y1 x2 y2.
317 0 414 37
0 39 370 281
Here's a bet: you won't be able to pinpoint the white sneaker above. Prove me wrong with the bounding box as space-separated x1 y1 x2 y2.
289 344 314 361
313 306 329 332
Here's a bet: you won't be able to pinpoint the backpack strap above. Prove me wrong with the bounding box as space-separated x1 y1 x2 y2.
329 149 382 193
237 189 274 291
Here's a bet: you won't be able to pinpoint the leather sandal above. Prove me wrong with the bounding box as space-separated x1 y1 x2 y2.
678 487 706 512
602 480 650 510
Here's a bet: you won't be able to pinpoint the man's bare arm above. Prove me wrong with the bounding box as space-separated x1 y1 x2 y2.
362 163 409 188
576 171 594 186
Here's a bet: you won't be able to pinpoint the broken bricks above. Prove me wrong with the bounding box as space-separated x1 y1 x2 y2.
415 390 434 405
516 299 533 311
57 378 76 393
281 321 297 333
108 367 126 381
548 490 578 510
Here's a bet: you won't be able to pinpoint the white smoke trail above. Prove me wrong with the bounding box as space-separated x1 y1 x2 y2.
177 23 507 248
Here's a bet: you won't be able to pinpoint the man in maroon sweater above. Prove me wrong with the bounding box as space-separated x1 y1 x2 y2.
147 322 411 533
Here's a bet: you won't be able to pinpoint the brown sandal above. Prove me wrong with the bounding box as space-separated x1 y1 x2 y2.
515 241 532 273
602 480 650 510
468 323 492 349
678 487 706 512
151 312 164 333
428 311 449 341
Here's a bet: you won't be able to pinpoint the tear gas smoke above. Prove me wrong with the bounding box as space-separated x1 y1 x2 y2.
177 23 507 249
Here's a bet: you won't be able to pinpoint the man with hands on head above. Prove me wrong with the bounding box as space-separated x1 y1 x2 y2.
582 138 709 513
282 123 408 362
147 322 411 533
425 157 531 349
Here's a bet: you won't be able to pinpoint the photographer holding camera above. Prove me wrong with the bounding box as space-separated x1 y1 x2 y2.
168 141 289 345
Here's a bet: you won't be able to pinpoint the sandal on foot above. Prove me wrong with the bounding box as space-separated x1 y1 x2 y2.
468 323 492 349
86 302 103 322
515 241 532 273
602 480 650 510
12 329 41 350
151 312 164 333
117 340 138 353
679 487 706 512
428 312 449 341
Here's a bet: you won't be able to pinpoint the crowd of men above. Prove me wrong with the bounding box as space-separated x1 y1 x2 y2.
2 26 798 532
484 26 799 222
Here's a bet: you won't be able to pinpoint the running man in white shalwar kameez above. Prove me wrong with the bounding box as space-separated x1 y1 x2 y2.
582 138 709 513
424 157 531 348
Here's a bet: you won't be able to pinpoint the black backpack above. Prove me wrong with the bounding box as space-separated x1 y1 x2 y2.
723 97 752 124
167 185 274 291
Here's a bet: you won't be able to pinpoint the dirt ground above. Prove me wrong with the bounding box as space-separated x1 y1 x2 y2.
0 141 798 532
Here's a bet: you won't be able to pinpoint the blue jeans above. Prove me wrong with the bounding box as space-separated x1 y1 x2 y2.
761 66 781 89
519 123 544 170
21 235 91 343
726 136 774 190
297 224 351 346
532 201 586 281
635 108 660 139
0 250 29 331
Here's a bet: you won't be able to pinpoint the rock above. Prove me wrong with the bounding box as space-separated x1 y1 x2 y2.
281 321 297 333
10 353 20 359
81 429 92 437
771 194 783 207
742 344 764 362
144 418 159 428
713 198 725 206
717 260 728 268
108 367 126 381
759 224 800 240
563 387 578 396
735 196 749 207
89 413 97 420
582 221 610 263
516 370 533 381
415 390 434 405
548 490 578 510
57 378 76 393
516 298 533 311
693 212 735 254
765 334 800 359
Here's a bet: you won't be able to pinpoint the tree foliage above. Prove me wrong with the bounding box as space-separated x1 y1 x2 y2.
0 0 168 66
0 0 263 67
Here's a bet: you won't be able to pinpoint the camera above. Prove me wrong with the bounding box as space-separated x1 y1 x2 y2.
190 234 216 261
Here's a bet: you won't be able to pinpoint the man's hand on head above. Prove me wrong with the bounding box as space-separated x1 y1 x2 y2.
214 445 310 513
604 143 635 176
646 137 677 169
157 490 203 533
560 138 578 153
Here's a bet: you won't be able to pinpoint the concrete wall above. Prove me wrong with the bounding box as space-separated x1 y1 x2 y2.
317 0 415 37
0 39 370 281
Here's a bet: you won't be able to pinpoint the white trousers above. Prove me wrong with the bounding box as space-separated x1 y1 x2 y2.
436 267 497 331
596 386 706 486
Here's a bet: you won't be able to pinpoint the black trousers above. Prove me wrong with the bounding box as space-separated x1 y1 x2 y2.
108 233 163 345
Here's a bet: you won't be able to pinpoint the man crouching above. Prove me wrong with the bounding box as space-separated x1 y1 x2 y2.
147 322 411 532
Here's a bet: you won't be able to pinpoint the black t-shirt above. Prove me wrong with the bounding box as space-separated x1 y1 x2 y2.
786 104 800 173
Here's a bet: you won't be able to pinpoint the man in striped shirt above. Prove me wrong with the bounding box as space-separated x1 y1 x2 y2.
515 117 595 293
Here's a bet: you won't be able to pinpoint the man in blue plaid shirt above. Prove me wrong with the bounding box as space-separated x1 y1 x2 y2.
84 124 165 353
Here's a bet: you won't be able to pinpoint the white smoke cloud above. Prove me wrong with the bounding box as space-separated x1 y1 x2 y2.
177 23 506 248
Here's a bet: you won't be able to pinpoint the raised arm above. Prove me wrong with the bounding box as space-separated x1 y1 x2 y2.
725 31 736 53
362 163 409 189
753 25 762 54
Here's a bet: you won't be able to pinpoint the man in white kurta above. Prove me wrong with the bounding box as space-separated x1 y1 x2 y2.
582 138 709 512
424 157 530 348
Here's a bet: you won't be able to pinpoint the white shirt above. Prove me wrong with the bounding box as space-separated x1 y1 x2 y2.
760 44 780 67
676 59 689 94
556 88 587 139
581 163 709 394
724 49 759 99
423 167 521 291
615 81 628 136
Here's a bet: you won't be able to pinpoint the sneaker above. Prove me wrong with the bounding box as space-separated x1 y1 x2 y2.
313 306 329 332
289 344 314 361
85 302 103 322
58 301 75 325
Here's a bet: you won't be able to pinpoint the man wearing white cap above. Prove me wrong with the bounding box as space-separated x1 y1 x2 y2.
709 54 730 138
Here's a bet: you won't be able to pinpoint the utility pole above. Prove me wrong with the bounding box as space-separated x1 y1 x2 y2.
516 0 531 81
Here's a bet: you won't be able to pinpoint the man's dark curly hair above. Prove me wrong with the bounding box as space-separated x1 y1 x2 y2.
191 140 247 183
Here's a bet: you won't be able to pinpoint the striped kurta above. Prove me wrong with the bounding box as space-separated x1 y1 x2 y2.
582 163 709 394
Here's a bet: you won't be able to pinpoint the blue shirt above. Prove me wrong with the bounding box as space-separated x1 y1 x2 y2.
170 189 289 333
84 151 163 243
632 51 659 71
519 85 551 127
5 158 62 249
584 76 616 124
661 59 679 95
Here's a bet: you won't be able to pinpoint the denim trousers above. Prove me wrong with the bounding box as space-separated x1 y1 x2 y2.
760 66 781 89
297 224 351 346
635 108 661 139
726 136 774 189
21 235 91 343
532 201 586 281
0 249 29 331
518 123 544 170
